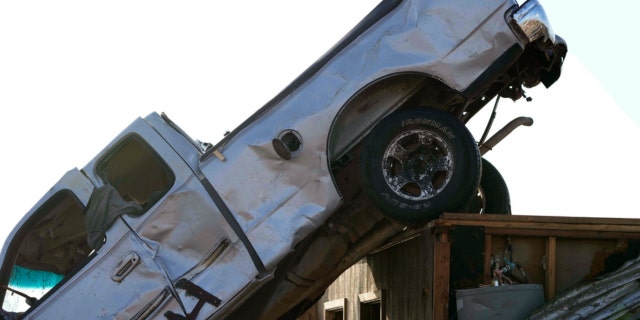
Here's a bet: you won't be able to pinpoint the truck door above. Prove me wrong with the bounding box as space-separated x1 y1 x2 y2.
0 169 183 319
83 116 246 316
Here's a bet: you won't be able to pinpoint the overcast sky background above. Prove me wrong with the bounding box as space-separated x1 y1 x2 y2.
1 0 639 247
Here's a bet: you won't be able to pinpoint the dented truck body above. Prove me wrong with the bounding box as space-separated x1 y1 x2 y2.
0 0 565 319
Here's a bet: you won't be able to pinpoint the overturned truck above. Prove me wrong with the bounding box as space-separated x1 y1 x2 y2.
0 0 565 319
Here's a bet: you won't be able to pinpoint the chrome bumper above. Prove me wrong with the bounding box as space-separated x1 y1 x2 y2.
510 0 556 44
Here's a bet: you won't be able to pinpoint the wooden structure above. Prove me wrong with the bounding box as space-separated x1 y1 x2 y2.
300 213 640 319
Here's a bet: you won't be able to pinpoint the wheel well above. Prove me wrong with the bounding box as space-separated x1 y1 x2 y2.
327 73 468 201
328 73 466 166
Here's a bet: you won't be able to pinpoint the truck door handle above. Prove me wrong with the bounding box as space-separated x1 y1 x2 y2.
111 251 140 282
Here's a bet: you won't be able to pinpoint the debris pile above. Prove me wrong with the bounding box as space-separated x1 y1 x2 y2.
529 254 640 319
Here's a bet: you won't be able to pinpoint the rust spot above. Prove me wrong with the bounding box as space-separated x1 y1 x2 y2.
586 240 630 280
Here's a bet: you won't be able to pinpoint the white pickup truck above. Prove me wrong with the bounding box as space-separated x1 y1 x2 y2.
0 0 565 319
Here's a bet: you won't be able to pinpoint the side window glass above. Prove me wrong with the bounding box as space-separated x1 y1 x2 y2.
1 191 88 314
96 135 175 211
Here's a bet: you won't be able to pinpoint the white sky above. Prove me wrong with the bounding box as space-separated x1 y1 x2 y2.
1 0 638 247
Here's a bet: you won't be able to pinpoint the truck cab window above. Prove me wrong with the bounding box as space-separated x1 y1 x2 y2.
1 191 88 314
96 135 174 210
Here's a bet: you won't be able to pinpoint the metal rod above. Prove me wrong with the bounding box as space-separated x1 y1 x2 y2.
478 96 500 146
479 116 534 155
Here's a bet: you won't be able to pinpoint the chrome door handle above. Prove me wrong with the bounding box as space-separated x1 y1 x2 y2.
111 251 140 282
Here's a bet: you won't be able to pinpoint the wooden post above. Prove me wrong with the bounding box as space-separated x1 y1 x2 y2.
483 234 493 284
433 232 451 320
545 236 557 300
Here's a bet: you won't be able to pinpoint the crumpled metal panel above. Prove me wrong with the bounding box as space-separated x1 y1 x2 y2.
135 182 240 280
200 0 521 280
177 241 266 318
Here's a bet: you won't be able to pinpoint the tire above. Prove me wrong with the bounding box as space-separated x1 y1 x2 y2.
360 107 481 223
464 158 511 215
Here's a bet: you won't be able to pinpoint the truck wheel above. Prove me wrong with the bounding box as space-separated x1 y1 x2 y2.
360 107 481 223
464 158 511 215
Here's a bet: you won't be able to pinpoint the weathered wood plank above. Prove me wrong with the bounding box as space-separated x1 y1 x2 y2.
431 217 640 234
484 227 640 239
437 213 640 226
484 234 493 284
546 237 557 300
433 237 450 320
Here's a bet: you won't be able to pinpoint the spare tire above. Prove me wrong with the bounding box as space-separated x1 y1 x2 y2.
360 107 481 223
464 158 512 215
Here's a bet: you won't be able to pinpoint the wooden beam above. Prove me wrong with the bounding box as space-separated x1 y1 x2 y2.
484 234 493 284
433 236 451 320
437 213 640 226
545 236 557 300
483 227 640 240
431 217 640 234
